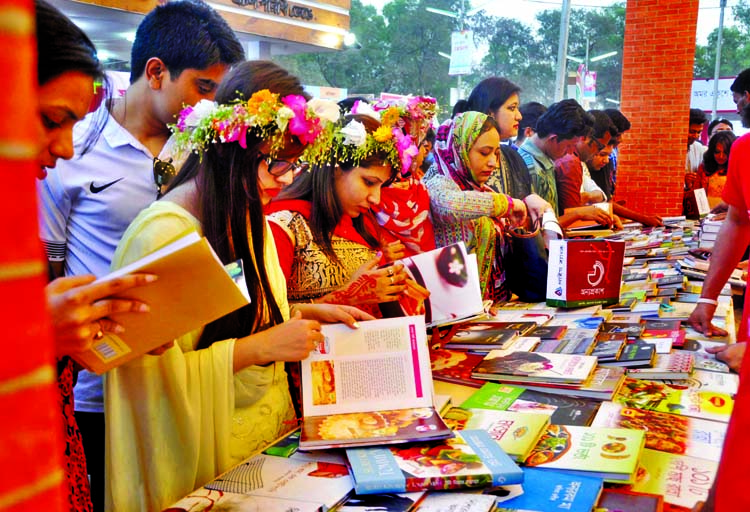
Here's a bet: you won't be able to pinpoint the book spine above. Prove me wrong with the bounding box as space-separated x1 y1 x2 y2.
347 447 406 495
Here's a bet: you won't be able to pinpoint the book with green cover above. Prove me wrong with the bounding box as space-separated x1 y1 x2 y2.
460 382 601 426
628 449 717 508
345 430 523 495
442 407 550 462
591 401 726 462
524 425 646 483
613 377 734 423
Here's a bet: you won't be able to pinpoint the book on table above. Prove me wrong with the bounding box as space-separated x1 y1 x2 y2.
626 351 694 380
299 316 452 450
345 429 523 495
492 467 603 512
591 401 726 462
601 340 656 368
516 365 627 401
524 424 646 483
442 321 530 352
471 348 598 385
596 488 665 512
459 381 602 426
429 348 488 388
73 231 250 374
412 491 495 512
662 368 739 396
441 407 550 462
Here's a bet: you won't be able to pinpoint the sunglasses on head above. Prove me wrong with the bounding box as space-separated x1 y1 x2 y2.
259 153 309 177
153 157 176 198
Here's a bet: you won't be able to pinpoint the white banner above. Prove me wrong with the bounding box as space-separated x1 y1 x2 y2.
449 31 474 76
691 78 737 113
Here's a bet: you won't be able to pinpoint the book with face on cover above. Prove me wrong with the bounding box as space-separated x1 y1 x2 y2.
460 382 602 426
524 425 646 483
299 316 452 450
628 449 718 509
591 401 726 462
74 232 251 374
345 430 523 495
442 407 550 462
613 377 734 423
471 349 598 385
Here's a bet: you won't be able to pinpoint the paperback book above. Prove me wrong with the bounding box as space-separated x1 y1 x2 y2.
603 341 656 368
442 322 532 352
662 368 739 396
300 316 452 449
492 467 603 512
518 365 627 401
460 382 602 426
472 349 598 385
596 488 664 512
524 425 646 483
626 352 694 380
591 401 726 462
345 429 523 494
591 333 628 362
430 349 487 388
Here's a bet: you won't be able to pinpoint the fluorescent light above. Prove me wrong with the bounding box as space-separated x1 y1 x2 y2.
605 98 620 104
566 55 584 63
426 7 458 18
438 51 451 59
590 51 618 62
321 33 341 47
343 32 357 46
121 31 136 43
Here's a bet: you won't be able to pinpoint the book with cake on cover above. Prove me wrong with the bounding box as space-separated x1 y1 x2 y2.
345 429 523 495
471 349 598 385
626 352 694 380
442 407 550 462
491 467 603 512
299 316 452 450
613 377 734 423
590 401 726 462
627 449 718 509
524 425 646 483
460 381 601 426
429 349 487 388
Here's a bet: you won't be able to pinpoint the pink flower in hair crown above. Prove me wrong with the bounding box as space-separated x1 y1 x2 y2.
393 127 419 174
284 94 321 145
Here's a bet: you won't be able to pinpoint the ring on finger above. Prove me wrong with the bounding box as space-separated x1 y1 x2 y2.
387 267 394 277
93 324 104 341
389 276 394 285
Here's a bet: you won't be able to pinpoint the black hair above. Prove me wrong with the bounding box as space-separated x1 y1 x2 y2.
422 127 436 146
689 108 708 126
603 108 631 134
276 114 398 264
518 102 547 136
130 0 245 84
167 61 307 349
452 99 469 119
535 99 593 141
588 110 617 140
731 68 750 95
458 77 521 119
708 118 734 134
337 96 371 116
702 130 736 176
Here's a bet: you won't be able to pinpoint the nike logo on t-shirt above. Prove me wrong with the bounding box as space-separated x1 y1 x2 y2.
89 178 124 194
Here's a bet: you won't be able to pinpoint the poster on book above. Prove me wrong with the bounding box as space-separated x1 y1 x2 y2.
449 31 474 76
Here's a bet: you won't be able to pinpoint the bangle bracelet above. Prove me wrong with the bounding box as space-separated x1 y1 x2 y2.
697 297 718 306
506 195 514 216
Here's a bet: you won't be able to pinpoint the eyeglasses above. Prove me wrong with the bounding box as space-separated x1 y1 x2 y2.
260 153 309 177
588 137 606 152
153 157 176 198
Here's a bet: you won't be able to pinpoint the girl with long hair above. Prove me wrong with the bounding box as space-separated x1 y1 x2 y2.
696 130 737 212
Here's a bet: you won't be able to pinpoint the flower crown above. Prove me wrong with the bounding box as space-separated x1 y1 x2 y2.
303 100 420 175
373 96 438 146
170 90 340 157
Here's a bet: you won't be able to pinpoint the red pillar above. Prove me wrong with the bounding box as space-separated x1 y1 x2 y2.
617 0 700 216
0 0 66 509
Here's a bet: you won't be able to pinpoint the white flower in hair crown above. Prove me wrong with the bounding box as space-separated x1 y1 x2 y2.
170 89 340 157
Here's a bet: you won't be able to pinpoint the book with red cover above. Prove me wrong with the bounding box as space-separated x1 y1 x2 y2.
429 349 486 388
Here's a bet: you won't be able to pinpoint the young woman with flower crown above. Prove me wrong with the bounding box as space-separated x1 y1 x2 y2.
101 61 372 512
424 111 528 302
266 107 416 314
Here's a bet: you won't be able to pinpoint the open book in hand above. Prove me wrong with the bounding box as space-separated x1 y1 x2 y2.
73 232 250 374
380 242 485 327
299 315 452 450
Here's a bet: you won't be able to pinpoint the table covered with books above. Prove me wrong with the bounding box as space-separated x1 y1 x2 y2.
166 217 741 512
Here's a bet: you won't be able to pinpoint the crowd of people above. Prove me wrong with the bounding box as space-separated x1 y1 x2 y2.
29 0 750 510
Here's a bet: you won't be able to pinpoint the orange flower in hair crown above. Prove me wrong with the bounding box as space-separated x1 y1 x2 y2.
170 90 340 157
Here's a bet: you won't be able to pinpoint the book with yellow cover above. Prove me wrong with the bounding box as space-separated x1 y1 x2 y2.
73 232 250 374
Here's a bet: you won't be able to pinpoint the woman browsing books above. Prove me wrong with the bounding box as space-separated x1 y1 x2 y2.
102 61 373 512
423 111 528 301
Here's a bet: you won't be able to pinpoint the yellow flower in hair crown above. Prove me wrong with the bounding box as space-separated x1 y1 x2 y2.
170 90 341 157
304 100 419 175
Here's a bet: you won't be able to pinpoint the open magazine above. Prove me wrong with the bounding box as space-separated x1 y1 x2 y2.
380 242 485 327
299 316 452 450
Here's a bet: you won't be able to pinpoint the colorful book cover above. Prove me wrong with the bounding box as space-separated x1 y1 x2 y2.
597 488 664 512
553 329 598 355
443 323 520 351
628 449 718 508
345 430 523 495
442 407 550 462
627 352 694 380
613 377 734 423
492 467 603 512
680 339 732 373
605 341 656 368
529 325 568 340
591 334 627 362
662 368 739 396
460 381 601 426
472 349 597 384
591 401 726 462
641 329 686 348
643 318 683 331
524 425 646 483
412 491 495 512
602 322 646 339
520 365 627 401
338 492 425 511
430 349 487 388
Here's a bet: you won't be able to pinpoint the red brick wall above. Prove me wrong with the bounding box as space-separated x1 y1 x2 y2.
617 0 700 216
